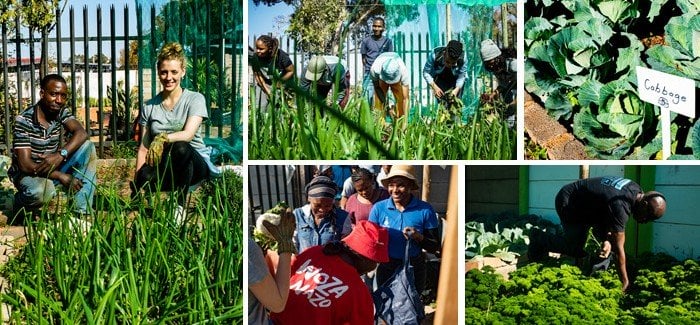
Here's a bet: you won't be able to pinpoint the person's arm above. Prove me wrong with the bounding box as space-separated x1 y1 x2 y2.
35 118 87 175
13 148 76 190
254 72 271 96
402 226 440 254
249 251 292 313
423 53 442 98
162 115 203 143
280 63 295 82
610 231 629 292
401 84 410 117
453 61 468 96
135 125 149 173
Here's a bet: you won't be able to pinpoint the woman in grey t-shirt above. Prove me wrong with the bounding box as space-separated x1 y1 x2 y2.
132 42 218 213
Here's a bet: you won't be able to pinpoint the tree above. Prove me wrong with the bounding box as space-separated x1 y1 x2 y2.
90 53 110 64
254 0 418 55
74 54 85 64
287 0 347 54
127 40 139 70
18 0 66 79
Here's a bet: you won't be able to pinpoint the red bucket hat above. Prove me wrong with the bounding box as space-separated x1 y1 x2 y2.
342 220 389 263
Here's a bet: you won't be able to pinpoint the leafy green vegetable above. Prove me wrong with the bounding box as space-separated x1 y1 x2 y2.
525 0 700 159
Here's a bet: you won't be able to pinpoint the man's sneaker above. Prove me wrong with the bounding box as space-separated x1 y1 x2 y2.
174 205 186 226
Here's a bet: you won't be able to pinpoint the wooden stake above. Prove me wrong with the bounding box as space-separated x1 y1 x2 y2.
434 166 457 324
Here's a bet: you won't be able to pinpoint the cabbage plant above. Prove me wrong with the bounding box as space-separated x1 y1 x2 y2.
526 0 700 159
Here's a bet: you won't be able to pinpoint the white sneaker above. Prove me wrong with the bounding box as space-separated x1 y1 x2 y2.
69 216 92 235
174 205 186 226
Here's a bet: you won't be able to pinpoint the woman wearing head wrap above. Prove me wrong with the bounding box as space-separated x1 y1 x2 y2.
271 220 389 325
369 52 410 121
294 175 352 253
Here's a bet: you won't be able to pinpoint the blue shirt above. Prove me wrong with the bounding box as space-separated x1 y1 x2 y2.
293 204 351 254
360 35 393 73
368 196 438 259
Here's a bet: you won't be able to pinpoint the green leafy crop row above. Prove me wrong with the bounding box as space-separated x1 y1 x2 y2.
248 82 515 160
467 252 700 324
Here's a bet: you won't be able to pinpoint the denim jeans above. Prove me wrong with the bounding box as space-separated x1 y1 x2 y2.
362 74 374 107
14 141 97 214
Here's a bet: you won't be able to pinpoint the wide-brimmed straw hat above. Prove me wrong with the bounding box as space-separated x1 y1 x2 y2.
342 220 389 263
380 165 418 190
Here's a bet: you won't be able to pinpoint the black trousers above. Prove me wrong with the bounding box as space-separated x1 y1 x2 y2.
133 141 209 205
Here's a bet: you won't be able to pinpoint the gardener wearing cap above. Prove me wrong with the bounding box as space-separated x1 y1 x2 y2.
271 220 388 324
368 165 440 297
480 39 516 125
370 52 410 122
293 175 352 253
361 16 394 106
423 40 468 102
300 55 350 109
528 176 667 292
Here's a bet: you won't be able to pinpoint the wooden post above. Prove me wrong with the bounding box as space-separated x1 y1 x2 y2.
422 166 431 202
434 166 458 324
580 165 589 179
446 4 451 41
501 4 509 48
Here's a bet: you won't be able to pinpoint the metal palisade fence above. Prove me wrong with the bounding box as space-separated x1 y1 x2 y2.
1 1 243 159
249 30 504 115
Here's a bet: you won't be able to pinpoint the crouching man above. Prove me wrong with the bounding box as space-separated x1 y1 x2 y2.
9 74 97 220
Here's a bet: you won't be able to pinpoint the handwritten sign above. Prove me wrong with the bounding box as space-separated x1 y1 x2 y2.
636 66 696 118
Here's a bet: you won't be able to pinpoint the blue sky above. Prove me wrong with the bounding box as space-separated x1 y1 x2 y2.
248 0 473 46
9 0 157 61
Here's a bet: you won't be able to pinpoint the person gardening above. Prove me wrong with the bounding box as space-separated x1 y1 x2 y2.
250 35 295 111
423 40 468 104
479 39 516 126
369 52 410 122
300 55 350 109
9 74 97 219
528 176 667 292
361 16 393 105
270 220 389 325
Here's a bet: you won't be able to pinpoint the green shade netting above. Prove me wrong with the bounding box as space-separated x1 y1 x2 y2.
384 0 515 5
383 3 510 122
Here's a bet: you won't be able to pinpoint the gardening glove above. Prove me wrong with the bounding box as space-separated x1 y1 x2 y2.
262 207 296 255
146 133 169 166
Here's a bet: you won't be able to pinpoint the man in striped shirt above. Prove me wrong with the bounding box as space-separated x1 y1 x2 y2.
9 74 96 218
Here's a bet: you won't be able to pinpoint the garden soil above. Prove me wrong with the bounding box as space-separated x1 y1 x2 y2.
524 92 590 160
